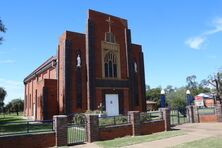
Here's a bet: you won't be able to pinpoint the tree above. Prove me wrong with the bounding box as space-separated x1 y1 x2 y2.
208 72 222 102
164 85 174 95
5 102 12 114
186 75 211 96
166 87 187 115
0 87 7 113
0 18 7 44
146 87 161 107
5 98 24 115
166 87 186 108
186 75 198 94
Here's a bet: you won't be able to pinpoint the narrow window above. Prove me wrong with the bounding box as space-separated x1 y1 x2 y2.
109 61 113 77
113 64 117 77
105 63 108 77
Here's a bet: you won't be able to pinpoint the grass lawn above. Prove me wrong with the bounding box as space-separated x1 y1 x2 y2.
173 137 222 148
0 113 25 123
197 108 215 115
96 130 185 148
0 113 53 135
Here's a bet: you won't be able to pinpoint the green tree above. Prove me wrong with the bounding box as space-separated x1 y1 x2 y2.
166 87 186 110
208 72 222 102
0 87 7 113
186 75 211 96
5 102 12 114
164 85 174 95
0 18 7 44
146 87 161 106
5 98 24 115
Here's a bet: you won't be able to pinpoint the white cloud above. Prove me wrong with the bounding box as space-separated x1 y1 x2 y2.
0 78 23 104
204 18 222 35
0 59 15 64
185 36 206 49
185 17 222 49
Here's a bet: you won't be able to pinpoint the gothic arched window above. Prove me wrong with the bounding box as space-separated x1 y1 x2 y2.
104 51 117 78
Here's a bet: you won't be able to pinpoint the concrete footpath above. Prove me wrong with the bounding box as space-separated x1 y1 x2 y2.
71 123 222 148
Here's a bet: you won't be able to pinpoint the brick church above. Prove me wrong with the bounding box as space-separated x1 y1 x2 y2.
24 10 146 120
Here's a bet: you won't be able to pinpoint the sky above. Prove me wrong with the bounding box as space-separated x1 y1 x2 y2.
0 0 222 103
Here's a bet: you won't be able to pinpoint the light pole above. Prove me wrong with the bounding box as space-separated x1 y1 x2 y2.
160 89 166 108
186 90 191 106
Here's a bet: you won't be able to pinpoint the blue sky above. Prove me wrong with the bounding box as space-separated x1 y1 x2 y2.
0 0 222 103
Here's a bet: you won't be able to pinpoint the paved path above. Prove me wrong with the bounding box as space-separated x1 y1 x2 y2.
70 123 222 148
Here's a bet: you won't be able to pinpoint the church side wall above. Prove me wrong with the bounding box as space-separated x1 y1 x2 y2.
24 66 56 120
131 44 146 112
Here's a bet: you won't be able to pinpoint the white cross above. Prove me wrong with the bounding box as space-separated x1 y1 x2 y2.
106 17 113 32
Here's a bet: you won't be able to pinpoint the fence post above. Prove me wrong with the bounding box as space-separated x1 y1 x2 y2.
128 111 140 136
159 108 170 131
215 103 222 122
186 106 195 123
53 115 67 147
193 106 199 123
85 114 99 142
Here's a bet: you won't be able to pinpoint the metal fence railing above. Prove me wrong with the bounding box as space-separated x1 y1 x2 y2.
197 107 216 115
0 120 54 136
140 111 163 123
99 115 129 127
170 109 188 126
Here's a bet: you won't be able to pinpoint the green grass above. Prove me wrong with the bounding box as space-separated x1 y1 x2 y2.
197 108 215 115
0 113 53 135
96 130 185 148
0 113 25 123
172 137 222 148
68 125 86 144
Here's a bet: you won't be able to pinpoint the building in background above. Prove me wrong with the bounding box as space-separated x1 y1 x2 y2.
194 93 215 108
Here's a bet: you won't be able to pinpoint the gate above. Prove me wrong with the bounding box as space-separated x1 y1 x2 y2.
67 113 87 145
170 108 188 126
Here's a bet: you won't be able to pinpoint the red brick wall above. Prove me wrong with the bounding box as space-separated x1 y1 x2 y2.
98 120 165 141
88 10 145 112
24 65 56 120
44 79 58 119
58 31 87 114
99 124 132 140
199 115 218 122
131 44 143 111
0 132 55 148
123 89 130 114
58 41 65 114
140 120 165 135
88 9 129 79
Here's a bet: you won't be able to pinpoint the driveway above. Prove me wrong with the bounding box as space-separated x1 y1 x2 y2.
125 123 222 148
70 123 222 148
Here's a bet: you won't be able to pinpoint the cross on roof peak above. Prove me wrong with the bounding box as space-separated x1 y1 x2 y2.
106 17 113 32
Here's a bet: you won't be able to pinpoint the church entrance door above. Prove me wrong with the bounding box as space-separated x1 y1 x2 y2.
105 94 119 116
